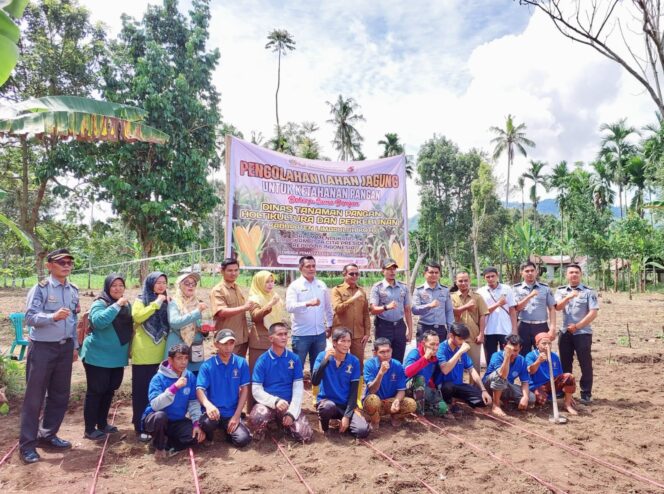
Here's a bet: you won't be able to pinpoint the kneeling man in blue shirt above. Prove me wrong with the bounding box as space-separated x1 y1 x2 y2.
247 322 313 442
483 334 535 416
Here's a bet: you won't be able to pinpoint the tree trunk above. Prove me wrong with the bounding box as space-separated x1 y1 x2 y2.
472 235 481 288
409 239 425 294
138 236 153 285
628 265 632 300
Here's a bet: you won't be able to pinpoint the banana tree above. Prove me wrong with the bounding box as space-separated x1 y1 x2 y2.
0 0 28 86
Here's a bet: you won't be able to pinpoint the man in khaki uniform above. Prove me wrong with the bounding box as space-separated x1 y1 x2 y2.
210 258 257 358
331 263 371 368
451 271 488 373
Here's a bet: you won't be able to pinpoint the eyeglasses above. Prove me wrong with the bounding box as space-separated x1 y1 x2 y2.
182 281 197 287
53 260 73 267
346 272 360 277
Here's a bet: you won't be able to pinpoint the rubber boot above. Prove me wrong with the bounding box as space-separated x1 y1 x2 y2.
312 385 319 407
356 375 364 409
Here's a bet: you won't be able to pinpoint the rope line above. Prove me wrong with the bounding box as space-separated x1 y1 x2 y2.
189 448 202 494
0 440 18 467
271 436 315 494
360 439 441 494
475 410 664 491
88 401 121 494
416 415 568 494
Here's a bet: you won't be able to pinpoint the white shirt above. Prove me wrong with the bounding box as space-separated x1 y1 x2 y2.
286 276 333 336
477 283 516 336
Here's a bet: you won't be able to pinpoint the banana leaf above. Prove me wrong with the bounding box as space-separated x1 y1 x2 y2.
0 96 169 144
0 211 32 250
0 0 27 86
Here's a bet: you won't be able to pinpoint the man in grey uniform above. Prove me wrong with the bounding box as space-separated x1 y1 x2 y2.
19 249 80 464
412 262 454 342
369 259 413 363
513 261 556 356
554 263 599 405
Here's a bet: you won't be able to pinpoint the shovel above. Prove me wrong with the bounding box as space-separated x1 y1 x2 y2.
547 346 568 424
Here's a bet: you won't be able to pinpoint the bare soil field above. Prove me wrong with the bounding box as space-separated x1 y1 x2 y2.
1 287 663 493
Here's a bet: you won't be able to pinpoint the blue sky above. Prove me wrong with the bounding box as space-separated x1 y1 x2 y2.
81 0 653 214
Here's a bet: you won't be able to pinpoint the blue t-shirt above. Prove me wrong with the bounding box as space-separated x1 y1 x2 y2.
404 347 437 385
483 351 530 384
196 354 250 418
436 340 473 385
525 350 562 390
363 357 407 400
314 351 360 406
252 348 303 402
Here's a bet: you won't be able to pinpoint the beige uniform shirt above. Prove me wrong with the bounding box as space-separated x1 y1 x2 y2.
210 280 248 345
331 282 371 339
451 290 489 339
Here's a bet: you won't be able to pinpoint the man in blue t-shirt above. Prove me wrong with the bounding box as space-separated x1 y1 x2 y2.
142 344 204 458
312 327 370 438
483 334 535 417
437 322 491 413
362 338 417 428
247 323 313 442
196 329 251 447
526 332 578 415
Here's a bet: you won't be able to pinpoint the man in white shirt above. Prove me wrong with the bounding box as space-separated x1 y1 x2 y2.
286 256 334 377
477 267 517 367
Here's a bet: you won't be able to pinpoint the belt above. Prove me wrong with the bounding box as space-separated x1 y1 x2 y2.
519 320 548 325
419 323 447 330
32 337 73 345
376 318 404 326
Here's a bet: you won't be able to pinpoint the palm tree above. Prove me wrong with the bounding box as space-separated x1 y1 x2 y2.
517 175 526 224
522 160 547 223
490 114 535 209
378 132 413 177
326 94 365 161
265 29 295 145
590 158 616 210
625 155 648 217
599 118 638 217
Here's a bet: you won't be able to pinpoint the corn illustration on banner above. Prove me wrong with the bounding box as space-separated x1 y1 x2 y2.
225 136 408 271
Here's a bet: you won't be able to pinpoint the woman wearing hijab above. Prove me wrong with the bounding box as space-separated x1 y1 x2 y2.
131 271 169 440
79 274 132 440
166 273 208 374
248 271 288 371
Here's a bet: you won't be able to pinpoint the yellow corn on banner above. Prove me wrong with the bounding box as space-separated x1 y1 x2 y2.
225 136 408 271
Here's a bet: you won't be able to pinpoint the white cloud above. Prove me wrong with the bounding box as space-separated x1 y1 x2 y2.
78 0 656 215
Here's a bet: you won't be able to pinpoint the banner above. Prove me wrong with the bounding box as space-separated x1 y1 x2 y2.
225 136 408 271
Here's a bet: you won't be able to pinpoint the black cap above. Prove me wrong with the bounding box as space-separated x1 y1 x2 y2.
47 248 74 262
215 329 236 344
381 258 398 269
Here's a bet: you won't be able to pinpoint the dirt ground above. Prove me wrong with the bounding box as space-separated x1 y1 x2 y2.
1 287 664 493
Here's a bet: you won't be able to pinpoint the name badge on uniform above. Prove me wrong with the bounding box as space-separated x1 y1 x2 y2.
421 293 431 302
47 295 57 303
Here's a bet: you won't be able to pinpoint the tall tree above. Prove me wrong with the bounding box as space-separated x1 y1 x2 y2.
522 160 547 223
517 175 526 224
378 132 413 177
265 29 295 147
519 1 664 116
0 0 106 275
490 114 535 209
97 0 221 280
471 161 503 285
625 155 648 217
599 118 638 217
326 94 365 161
590 158 616 211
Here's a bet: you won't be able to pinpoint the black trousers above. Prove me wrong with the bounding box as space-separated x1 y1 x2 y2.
199 413 252 447
416 323 447 343
559 332 593 395
316 400 370 438
19 339 74 452
143 411 196 451
518 321 549 356
440 382 486 408
483 334 506 366
375 318 407 363
83 362 124 433
132 364 159 432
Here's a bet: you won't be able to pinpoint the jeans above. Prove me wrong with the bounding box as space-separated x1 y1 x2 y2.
291 333 327 374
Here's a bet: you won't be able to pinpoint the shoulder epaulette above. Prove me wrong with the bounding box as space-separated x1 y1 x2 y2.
513 282 523 287
440 284 448 288
38 279 49 287
70 282 79 290
557 285 566 289
538 282 549 287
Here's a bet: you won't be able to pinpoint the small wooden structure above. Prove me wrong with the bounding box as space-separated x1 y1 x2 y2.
529 255 588 281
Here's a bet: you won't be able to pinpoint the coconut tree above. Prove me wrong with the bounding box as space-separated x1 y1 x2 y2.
522 160 547 224
378 132 413 177
490 114 535 209
599 118 638 217
590 157 617 211
326 94 365 161
265 29 295 147
625 155 648 217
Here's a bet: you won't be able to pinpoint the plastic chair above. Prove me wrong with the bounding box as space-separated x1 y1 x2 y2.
8 313 29 361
